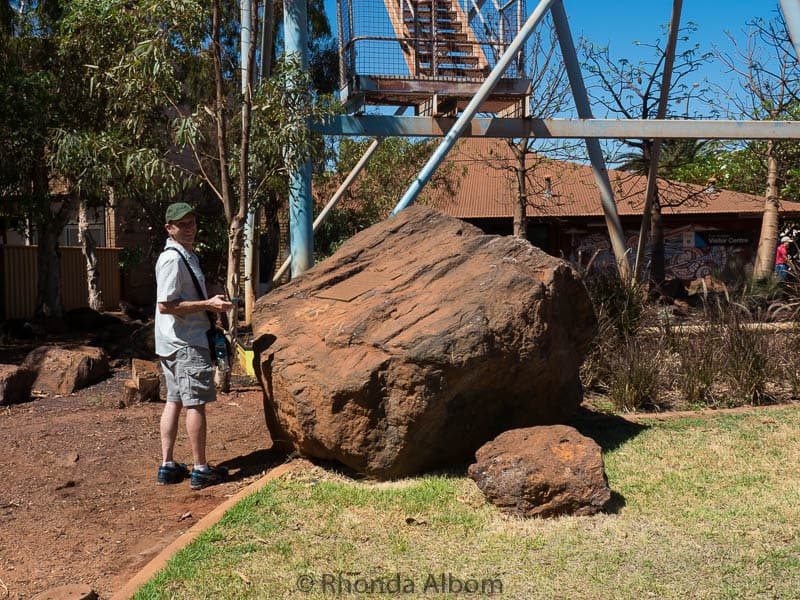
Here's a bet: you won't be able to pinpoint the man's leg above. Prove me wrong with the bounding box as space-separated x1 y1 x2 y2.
160 401 182 464
186 404 207 467
157 399 189 484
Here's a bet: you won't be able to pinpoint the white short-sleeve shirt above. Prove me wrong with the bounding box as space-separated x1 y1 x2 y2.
154 238 210 357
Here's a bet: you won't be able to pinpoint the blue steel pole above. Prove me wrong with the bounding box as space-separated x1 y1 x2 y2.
284 0 313 277
550 0 631 280
390 0 559 216
779 0 800 60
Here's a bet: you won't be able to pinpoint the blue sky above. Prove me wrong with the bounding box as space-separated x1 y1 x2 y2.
562 1 776 51
562 1 781 88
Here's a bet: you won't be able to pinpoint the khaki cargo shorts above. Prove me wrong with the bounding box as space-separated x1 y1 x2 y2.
161 346 216 407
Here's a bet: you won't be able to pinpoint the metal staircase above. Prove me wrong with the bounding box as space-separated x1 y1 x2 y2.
397 0 488 79
339 0 530 115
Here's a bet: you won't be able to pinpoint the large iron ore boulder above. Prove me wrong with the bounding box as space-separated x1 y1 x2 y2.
252 206 596 479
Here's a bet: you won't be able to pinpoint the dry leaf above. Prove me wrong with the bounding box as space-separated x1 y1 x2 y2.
235 570 252 585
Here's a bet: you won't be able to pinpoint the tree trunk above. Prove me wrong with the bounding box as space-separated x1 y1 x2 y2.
649 193 665 287
212 0 235 393
35 201 71 320
512 147 528 239
753 140 781 281
260 191 282 288
35 220 64 319
78 200 103 311
33 150 68 320
212 0 234 227
229 0 257 309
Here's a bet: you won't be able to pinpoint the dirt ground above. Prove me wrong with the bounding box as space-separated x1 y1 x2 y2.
0 354 281 600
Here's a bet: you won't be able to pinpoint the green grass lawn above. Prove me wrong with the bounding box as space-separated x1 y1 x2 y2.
133 405 800 599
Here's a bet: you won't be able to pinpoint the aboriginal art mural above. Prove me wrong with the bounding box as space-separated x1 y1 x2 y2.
568 225 755 281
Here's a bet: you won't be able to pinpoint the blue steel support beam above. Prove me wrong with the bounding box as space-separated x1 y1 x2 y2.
551 0 629 279
284 0 313 277
273 136 386 284
313 116 800 139
391 0 559 216
779 0 800 60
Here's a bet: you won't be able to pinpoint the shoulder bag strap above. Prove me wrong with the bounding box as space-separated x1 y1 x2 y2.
163 246 216 329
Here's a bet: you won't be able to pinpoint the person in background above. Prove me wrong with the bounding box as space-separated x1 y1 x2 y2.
154 202 233 489
775 235 792 281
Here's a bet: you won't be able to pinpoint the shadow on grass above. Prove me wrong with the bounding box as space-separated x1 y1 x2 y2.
568 406 650 514
569 406 650 453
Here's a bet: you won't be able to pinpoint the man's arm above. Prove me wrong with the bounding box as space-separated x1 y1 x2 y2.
158 295 232 316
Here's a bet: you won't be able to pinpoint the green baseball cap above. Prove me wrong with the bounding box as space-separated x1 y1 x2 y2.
165 202 195 223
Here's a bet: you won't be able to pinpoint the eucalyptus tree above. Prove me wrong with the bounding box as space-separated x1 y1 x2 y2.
58 0 335 311
0 0 77 318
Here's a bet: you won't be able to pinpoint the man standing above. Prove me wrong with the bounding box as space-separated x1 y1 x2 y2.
154 202 233 489
775 236 792 281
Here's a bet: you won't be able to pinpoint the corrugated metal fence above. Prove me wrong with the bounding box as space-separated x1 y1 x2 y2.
1 246 121 319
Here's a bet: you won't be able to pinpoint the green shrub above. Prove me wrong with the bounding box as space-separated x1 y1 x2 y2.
583 272 646 339
674 333 718 407
778 330 800 399
719 312 771 406
606 336 664 412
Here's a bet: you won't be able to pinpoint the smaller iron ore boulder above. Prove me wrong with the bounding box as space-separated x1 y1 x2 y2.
468 425 612 518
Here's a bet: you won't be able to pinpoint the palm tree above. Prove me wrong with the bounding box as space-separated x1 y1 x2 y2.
617 139 708 177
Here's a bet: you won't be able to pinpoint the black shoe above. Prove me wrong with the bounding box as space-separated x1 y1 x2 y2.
157 462 189 485
190 465 229 490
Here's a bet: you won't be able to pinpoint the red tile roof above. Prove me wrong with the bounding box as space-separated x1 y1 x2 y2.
429 138 800 219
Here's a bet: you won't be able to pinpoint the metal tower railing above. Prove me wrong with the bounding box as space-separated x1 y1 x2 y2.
339 0 531 113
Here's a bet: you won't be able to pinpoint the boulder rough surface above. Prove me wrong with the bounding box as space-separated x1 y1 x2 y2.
252 206 597 479
22 346 109 396
468 425 612 518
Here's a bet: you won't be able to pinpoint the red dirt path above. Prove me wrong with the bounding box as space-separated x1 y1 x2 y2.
0 367 279 600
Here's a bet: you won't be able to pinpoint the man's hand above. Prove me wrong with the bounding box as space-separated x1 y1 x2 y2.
158 295 233 316
207 295 233 314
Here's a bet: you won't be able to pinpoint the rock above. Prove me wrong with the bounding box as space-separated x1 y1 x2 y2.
651 277 687 301
119 299 153 322
128 322 156 359
0 364 36 405
687 275 728 296
64 307 105 331
252 206 597 479
22 346 109 396
468 425 612 518
121 380 139 408
40 317 69 335
57 452 80 467
131 358 161 402
0 318 40 340
30 583 97 600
